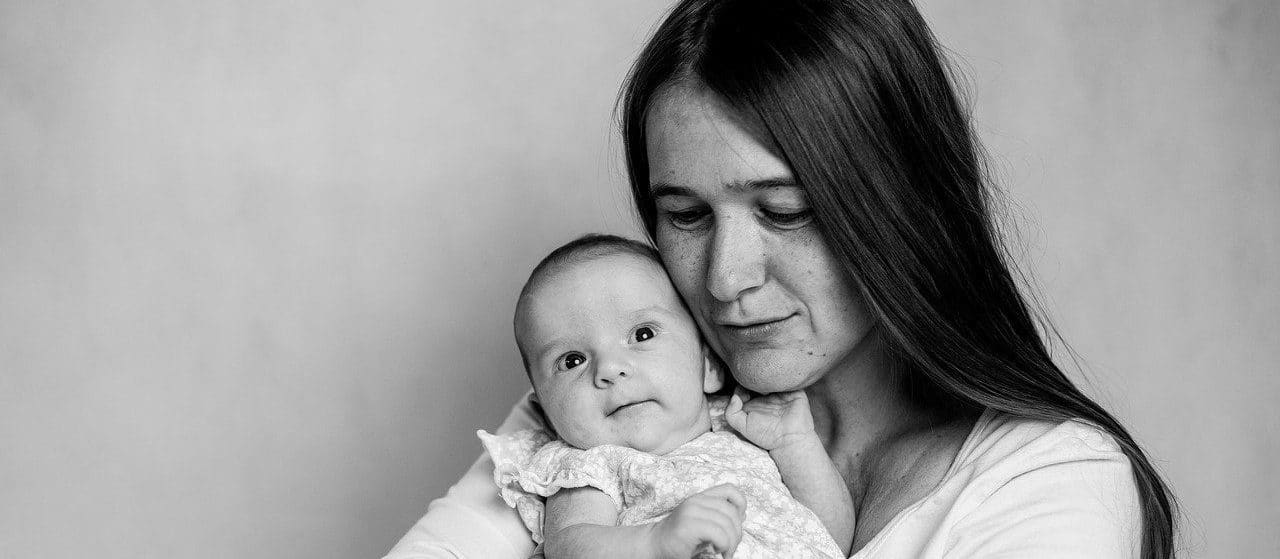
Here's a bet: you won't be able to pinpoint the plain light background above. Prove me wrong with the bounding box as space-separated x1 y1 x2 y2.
1 1 1276 557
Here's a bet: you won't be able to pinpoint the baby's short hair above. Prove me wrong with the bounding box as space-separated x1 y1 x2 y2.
514 234 662 376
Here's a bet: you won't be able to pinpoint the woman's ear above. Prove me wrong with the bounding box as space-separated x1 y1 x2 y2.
702 345 726 393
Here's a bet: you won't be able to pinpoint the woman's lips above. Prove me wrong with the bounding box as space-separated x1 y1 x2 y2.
717 314 797 344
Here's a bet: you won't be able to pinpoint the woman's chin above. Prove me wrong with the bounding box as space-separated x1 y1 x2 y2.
723 336 864 394
728 355 820 394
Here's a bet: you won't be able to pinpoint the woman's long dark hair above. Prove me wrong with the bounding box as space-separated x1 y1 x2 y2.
619 1 1175 557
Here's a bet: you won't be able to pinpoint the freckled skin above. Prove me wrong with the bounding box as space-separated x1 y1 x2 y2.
645 85 876 394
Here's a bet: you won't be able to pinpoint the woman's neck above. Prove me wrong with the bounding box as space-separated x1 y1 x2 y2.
803 327 953 500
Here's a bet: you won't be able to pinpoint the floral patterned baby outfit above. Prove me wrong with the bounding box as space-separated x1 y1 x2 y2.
477 397 843 559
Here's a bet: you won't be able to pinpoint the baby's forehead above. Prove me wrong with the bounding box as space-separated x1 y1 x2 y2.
515 253 681 331
535 250 667 292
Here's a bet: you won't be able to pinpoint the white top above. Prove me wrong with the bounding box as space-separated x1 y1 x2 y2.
383 392 1141 559
476 395 842 558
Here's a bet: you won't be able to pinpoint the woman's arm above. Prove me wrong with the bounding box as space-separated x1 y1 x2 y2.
543 484 747 559
382 391 545 559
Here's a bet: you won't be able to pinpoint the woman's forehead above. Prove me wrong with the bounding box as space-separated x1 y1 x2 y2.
645 86 790 194
646 85 773 149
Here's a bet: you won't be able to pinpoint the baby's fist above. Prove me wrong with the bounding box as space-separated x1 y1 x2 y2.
724 388 817 452
647 484 746 559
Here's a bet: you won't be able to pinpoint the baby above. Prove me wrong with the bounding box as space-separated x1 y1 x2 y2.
479 234 853 559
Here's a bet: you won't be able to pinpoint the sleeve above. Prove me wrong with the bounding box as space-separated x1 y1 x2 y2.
941 435 1143 559
478 430 630 545
381 390 547 559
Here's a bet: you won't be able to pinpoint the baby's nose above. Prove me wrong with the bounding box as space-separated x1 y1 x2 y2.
593 363 630 388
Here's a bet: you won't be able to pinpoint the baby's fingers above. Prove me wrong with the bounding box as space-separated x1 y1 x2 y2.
697 483 747 515
698 495 745 546
680 506 741 557
724 392 746 432
688 486 746 555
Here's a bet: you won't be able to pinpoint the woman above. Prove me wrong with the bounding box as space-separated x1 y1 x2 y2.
386 0 1176 557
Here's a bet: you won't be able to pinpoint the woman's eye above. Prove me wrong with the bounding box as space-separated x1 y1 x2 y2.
631 326 656 343
662 208 710 229
761 208 813 228
557 352 586 371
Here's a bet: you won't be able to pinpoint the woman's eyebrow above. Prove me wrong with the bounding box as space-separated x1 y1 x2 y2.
649 177 799 198
649 183 696 198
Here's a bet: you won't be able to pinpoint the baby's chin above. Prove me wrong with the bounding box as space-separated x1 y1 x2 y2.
625 430 707 455
562 413 712 454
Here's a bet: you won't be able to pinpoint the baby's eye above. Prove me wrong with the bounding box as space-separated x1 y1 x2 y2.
556 352 587 371
631 326 656 343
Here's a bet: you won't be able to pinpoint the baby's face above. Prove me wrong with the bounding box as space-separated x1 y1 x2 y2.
517 252 715 454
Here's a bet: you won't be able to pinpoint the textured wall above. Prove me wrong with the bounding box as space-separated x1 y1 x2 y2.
923 3 1279 557
1 1 1275 558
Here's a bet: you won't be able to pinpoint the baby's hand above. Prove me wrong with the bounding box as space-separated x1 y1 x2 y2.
647 484 746 559
724 388 817 452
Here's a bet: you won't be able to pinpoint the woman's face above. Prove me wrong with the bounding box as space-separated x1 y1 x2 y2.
645 85 876 393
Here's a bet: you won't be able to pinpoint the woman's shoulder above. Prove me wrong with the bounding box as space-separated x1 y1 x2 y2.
954 408 1132 476
946 409 1139 510
924 409 1144 556
857 410 1142 557
851 409 1143 558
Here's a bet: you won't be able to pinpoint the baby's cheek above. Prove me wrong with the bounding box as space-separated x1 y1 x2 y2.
558 421 609 450
546 398 605 449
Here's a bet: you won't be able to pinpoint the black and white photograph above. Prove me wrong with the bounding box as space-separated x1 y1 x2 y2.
1 1 1276 558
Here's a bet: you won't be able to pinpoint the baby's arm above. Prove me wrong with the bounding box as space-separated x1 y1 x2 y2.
543 484 747 559
725 390 855 556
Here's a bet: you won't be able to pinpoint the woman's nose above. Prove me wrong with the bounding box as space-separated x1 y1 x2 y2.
705 214 766 302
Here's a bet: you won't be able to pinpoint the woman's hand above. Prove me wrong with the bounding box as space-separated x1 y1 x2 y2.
646 483 746 559
723 388 817 452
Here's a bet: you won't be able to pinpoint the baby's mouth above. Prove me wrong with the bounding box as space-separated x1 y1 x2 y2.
607 399 656 417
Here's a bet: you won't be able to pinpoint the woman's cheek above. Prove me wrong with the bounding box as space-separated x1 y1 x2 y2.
658 234 708 305
657 225 698 267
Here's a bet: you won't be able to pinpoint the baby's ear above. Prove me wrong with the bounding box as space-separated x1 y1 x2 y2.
702 345 726 393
